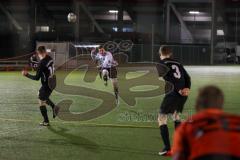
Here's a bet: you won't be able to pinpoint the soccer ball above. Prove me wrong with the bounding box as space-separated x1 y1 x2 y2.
67 12 77 23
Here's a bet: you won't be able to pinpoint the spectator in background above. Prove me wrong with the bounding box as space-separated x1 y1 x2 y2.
172 85 240 160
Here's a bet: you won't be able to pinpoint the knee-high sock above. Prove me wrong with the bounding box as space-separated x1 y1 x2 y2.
114 87 119 99
40 105 49 123
46 99 55 109
160 124 171 150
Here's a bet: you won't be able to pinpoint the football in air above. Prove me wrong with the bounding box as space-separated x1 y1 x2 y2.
67 12 77 23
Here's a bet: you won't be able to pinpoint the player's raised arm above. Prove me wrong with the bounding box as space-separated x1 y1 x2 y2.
26 67 41 80
91 48 98 61
22 64 41 81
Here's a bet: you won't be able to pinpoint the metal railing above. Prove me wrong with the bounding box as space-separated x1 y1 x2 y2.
0 60 28 67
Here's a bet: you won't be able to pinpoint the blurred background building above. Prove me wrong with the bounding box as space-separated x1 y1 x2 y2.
0 0 240 64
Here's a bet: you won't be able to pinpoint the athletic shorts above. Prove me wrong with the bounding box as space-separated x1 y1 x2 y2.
38 86 53 101
102 67 118 79
160 93 188 114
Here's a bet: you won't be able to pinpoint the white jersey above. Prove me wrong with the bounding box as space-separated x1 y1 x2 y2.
91 51 116 68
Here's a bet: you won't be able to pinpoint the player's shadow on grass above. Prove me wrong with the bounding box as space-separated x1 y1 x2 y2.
48 126 100 153
48 126 157 156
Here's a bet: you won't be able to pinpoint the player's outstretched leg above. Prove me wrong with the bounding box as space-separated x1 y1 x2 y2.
158 114 171 156
111 78 119 105
39 100 49 126
102 69 109 86
46 98 60 119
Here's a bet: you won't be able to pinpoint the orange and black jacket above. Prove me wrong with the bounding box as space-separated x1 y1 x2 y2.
172 109 240 160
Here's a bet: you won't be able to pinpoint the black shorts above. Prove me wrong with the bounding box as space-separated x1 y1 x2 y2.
160 93 188 114
103 67 118 79
38 86 53 101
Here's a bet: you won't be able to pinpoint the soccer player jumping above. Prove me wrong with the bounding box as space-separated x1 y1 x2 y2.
157 46 191 156
91 46 119 105
22 46 59 126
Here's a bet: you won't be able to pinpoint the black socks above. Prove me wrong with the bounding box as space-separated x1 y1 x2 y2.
46 99 55 109
160 125 171 150
160 120 181 151
174 120 181 129
103 75 108 81
40 105 49 123
114 87 119 99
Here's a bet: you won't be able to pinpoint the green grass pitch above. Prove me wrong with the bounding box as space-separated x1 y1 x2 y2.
0 66 239 160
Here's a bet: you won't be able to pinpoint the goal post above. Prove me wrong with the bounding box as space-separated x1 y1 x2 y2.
36 42 100 70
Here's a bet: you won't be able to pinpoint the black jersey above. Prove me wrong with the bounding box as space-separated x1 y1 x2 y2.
26 55 54 88
157 58 191 94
